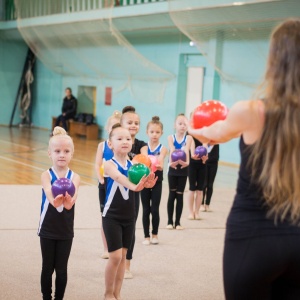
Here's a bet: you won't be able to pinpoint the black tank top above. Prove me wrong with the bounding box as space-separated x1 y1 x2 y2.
190 137 206 167
226 136 300 239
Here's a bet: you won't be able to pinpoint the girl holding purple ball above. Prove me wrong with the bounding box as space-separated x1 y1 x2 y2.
38 126 80 300
166 114 192 230
187 137 208 220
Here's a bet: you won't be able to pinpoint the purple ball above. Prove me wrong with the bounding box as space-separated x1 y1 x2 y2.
171 149 187 162
52 178 75 198
195 146 207 158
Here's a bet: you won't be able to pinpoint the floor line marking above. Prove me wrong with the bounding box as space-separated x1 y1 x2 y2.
0 156 93 186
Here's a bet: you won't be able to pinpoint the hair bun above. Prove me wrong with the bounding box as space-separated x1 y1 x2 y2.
113 110 122 117
122 106 136 114
52 126 67 136
152 116 160 122
111 123 122 130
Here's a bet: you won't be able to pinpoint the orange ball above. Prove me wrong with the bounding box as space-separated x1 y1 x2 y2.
100 164 105 177
132 154 151 168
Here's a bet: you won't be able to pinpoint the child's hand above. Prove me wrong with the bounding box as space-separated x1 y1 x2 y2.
53 194 64 208
178 160 189 168
170 161 179 169
63 192 75 210
144 173 158 189
99 178 105 185
156 164 163 171
134 175 147 192
201 154 209 164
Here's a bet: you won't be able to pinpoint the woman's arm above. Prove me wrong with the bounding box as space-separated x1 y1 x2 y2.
188 100 258 144
95 142 105 184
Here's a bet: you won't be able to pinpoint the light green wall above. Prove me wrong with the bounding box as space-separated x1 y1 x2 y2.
0 28 269 164
31 62 63 129
0 38 28 126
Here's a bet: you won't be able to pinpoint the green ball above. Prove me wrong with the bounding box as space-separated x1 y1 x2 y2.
128 163 150 184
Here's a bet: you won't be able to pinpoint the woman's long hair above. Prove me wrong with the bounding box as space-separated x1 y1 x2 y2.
251 19 300 224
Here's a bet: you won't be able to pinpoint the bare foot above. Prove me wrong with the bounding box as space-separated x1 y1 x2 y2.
187 214 195 220
104 295 117 300
195 213 201 220
142 238 150 245
205 205 211 212
200 205 206 212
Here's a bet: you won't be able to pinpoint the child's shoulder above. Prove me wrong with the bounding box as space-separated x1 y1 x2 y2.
97 140 105 148
72 171 81 183
41 169 51 184
41 169 50 177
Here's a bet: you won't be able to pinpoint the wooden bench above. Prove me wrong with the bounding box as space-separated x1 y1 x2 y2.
52 116 72 132
52 116 99 140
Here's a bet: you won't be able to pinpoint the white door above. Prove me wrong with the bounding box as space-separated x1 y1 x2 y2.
185 67 204 118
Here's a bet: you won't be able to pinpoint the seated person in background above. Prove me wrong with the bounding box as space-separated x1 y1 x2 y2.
55 87 77 132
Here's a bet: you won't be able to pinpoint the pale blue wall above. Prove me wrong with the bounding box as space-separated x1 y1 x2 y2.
31 62 63 129
218 37 269 163
0 29 269 164
0 39 28 125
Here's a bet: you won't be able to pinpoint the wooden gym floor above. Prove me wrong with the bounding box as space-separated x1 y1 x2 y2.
0 126 98 185
0 125 238 187
0 126 239 299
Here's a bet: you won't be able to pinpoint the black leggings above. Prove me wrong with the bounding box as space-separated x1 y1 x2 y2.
141 181 162 237
40 237 73 300
202 163 218 206
126 192 140 260
223 235 300 300
98 182 106 213
55 115 73 132
167 175 187 226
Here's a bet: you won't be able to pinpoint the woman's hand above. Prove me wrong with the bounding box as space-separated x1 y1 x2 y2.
187 126 211 144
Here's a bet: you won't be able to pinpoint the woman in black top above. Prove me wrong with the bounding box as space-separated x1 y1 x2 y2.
120 106 147 279
202 144 219 212
189 19 300 299
55 87 77 132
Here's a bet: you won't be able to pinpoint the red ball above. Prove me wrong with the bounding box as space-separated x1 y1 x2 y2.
192 100 229 129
